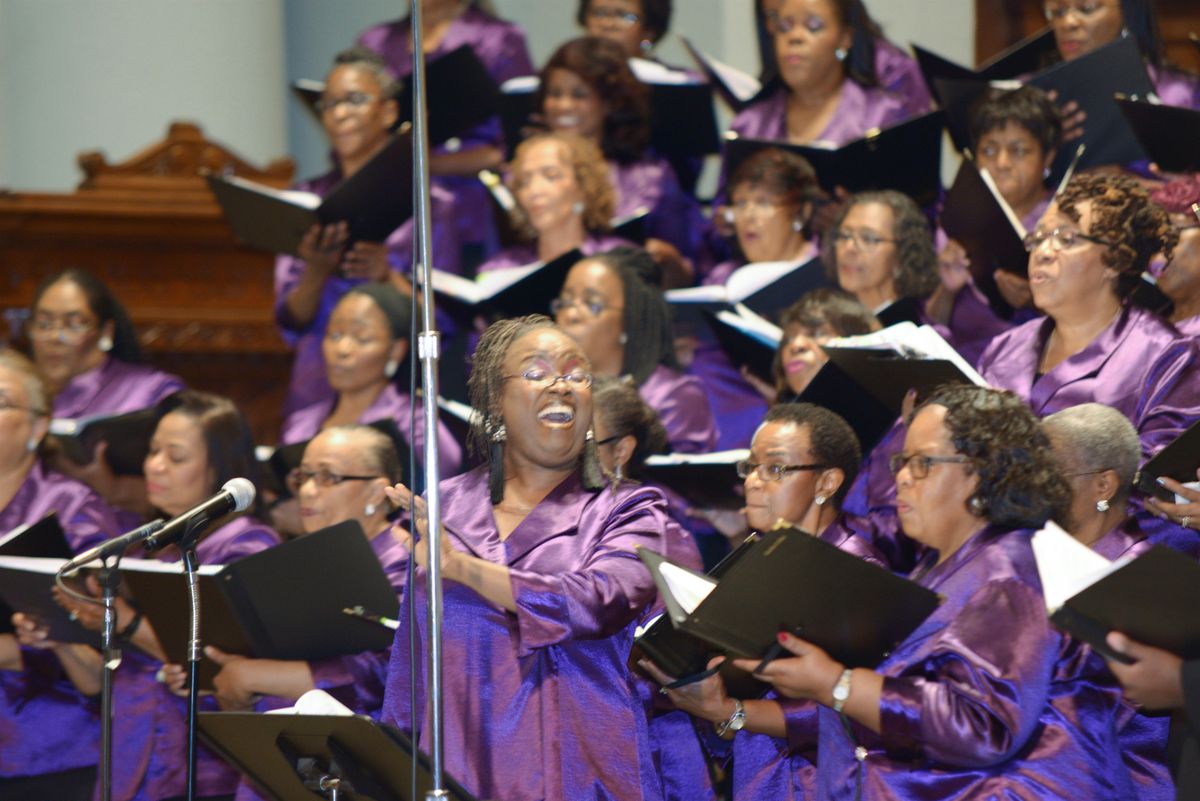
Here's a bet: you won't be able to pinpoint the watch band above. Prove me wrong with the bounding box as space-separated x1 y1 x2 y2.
832 668 854 713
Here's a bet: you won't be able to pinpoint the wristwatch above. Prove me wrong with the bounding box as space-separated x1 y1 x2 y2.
832 668 853 713
715 699 746 737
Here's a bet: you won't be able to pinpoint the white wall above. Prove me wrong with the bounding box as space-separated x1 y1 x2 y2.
0 0 287 192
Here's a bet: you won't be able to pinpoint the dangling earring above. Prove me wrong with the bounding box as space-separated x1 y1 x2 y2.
384 359 398 378
488 423 507 504
26 436 39 453
835 47 848 62
610 462 625 493
1096 498 1110 513
364 503 377 517
98 335 113 353
571 201 585 215
582 428 605 491
1043 166 1052 180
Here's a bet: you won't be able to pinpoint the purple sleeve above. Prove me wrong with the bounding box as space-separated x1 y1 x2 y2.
657 377 719 454
781 696 822 753
1131 338 1200 460
946 286 1016 367
877 578 1054 767
274 253 309 340
508 492 665 656
308 651 390 715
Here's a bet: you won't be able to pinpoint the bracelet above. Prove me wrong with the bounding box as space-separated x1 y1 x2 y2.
117 610 144 641
714 699 746 737
831 668 854 714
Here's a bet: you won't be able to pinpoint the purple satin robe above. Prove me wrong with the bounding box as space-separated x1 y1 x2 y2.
874 38 932 118
52 357 184 420
475 234 634 275
273 169 455 417
1091 517 1174 801
816 526 1134 800
381 467 668 801
279 382 463 478
1175 314 1200 339
729 516 887 801
610 157 705 259
728 80 911 146
0 463 118 779
109 516 279 801
357 7 534 261
639 364 719 455
1149 64 1200 110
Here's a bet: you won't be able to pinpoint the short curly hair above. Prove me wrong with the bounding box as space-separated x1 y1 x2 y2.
331 45 402 100
1055 173 1177 299
507 132 615 241
592 375 669 479
729 147 820 210
762 403 862 507
538 37 651 164
772 288 879 400
968 85 1062 159
914 385 1069 529
821 191 939 300
576 0 674 43
1042 403 1140 505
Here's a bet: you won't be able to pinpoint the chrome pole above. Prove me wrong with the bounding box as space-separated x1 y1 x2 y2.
409 3 448 798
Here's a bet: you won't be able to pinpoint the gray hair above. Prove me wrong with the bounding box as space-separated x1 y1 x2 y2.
0 348 49 417
1043 404 1140 501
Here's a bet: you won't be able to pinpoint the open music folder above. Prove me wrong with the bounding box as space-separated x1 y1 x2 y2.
0 513 91 641
48 403 166 476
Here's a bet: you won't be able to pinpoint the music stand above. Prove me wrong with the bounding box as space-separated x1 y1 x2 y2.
197 712 479 801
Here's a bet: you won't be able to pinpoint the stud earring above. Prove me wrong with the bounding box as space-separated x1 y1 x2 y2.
98 335 113 353
1096 498 1110 513
835 47 848 62
640 39 654 55
26 436 39 453
814 494 826 506
968 496 985 516
618 332 628 345
364 503 377 516
792 219 804 233
571 201 585 215
384 359 398 378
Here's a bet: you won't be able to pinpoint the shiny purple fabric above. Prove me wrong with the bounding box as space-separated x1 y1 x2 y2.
639 364 719 454
874 38 932 118
729 516 887 801
0 463 118 779
357 7 534 260
728 80 911 146
108 517 279 801
1175 314 1200 338
52 357 184 420
273 169 455 417
279 382 463 478
1149 64 1200 110
381 466 668 801
475 234 633 274
816 526 1134 800
610 157 705 259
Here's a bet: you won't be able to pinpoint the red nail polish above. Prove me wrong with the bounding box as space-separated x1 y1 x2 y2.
777 632 788 643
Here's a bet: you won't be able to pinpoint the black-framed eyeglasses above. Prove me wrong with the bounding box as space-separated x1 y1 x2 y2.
889 452 973 479
287 467 382 492
736 460 829 482
315 92 378 114
502 367 594 389
1043 1 1106 22
595 433 623 447
1022 227 1114 253
549 295 622 318
831 229 896 251
585 6 641 26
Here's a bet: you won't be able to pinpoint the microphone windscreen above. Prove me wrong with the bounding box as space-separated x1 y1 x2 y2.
223 477 257 512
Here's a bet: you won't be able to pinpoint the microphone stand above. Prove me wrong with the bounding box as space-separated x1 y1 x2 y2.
409 3 448 798
97 556 122 801
178 517 208 801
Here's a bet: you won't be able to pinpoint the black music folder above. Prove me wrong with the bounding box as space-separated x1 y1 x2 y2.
121 520 399 689
665 257 830 325
638 526 939 668
0 558 98 646
293 45 501 147
1134 418 1200 502
0 514 82 639
683 37 770 111
1034 522 1200 663
1116 96 1200 174
820 344 983 417
48 404 165 476
795 362 897 455
429 247 582 320
912 27 1057 103
208 129 414 257
259 418 410 499
939 155 1030 315
722 111 946 208
706 308 779 385
199 712 478 801
642 450 748 512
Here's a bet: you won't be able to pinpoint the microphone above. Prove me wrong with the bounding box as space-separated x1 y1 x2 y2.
60 518 167 577
142 478 257 553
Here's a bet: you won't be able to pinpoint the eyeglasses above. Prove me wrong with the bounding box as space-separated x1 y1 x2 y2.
736 460 829 482
1022 227 1114 253
549 295 622 318
287 467 381 493
726 198 788 221
831 229 896 251
503 366 594 389
977 142 1038 161
315 92 378 114
0 398 46 416
1043 1 1107 22
26 316 97 344
889 452 973 479
585 6 641 27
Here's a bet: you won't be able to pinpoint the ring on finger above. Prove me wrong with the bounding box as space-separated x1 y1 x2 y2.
1183 516 1192 529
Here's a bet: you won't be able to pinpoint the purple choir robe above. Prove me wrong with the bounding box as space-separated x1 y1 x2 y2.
1092 517 1174 801
816 526 1134 800
728 79 910 146
0 463 118 780
357 7 535 263
639 364 719 455
52 356 184 420
1149 64 1200 110
109 516 279 801
610 157 705 259
728 516 887 801
273 169 455 417
380 467 668 801
279 382 463 478
475 233 633 275
1175 314 1200 338
874 38 932 118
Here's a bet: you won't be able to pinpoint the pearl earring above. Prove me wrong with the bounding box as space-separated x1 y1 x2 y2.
364 502 377 516
835 47 848 62
1096 498 1110 513
26 436 39 453
98 335 113 353
571 201 585 215
814 494 826 506
792 219 804 233
384 359 398 378
619 332 628 345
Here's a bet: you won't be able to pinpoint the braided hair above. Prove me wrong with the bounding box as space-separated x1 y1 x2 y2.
585 248 678 385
